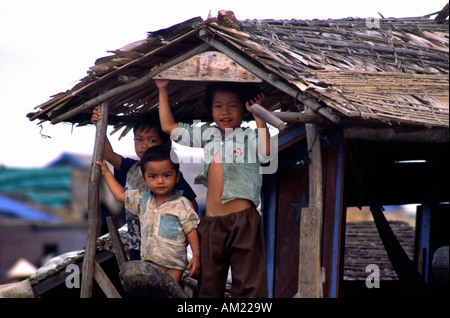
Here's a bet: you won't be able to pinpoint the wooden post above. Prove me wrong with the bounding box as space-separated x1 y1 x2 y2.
273 112 324 125
94 261 121 298
295 106 324 298
80 101 109 298
370 205 430 297
106 216 128 267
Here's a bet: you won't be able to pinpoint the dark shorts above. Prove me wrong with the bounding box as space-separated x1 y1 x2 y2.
197 206 268 298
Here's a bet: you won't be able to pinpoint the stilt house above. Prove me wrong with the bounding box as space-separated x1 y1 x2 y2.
27 7 449 298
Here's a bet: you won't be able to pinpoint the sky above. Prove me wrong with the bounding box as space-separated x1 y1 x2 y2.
0 0 446 168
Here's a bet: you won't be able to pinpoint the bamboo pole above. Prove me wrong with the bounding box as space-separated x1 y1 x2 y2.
250 104 286 130
295 106 324 298
80 100 109 298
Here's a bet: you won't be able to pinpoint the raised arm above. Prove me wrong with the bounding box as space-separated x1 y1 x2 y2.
155 80 179 135
96 160 125 203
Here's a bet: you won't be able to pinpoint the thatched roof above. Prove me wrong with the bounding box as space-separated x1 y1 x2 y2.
28 7 449 138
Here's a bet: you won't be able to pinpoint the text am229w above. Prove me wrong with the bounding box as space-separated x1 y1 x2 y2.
177 301 272 315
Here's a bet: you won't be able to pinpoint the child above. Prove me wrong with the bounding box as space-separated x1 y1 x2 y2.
91 109 198 260
156 79 273 298
97 144 200 283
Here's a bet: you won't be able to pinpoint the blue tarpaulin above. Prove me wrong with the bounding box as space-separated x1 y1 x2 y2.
0 194 58 221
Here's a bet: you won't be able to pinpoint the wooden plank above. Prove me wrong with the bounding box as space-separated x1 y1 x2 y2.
321 143 346 298
274 141 344 297
343 126 449 143
274 163 308 297
274 112 324 125
154 51 262 82
0 280 34 298
296 207 324 298
94 261 121 298
370 205 430 297
106 216 128 267
80 101 109 298
295 108 324 298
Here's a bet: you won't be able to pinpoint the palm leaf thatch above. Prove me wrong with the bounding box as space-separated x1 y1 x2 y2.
27 8 449 138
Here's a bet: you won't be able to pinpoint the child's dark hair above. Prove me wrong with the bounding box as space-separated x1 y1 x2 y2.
140 144 180 176
133 112 170 144
203 82 262 114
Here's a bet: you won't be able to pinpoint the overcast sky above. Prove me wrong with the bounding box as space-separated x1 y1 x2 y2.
0 0 445 167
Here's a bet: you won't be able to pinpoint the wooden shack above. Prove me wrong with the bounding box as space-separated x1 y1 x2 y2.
27 7 449 298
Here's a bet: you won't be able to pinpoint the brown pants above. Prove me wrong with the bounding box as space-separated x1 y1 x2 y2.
197 206 268 298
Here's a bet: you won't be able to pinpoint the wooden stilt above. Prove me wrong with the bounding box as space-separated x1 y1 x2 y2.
370 204 430 297
106 216 128 267
80 101 109 298
295 106 324 298
94 261 121 298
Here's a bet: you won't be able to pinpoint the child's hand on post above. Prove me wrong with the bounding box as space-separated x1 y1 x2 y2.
96 160 110 176
96 160 125 203
91 106 101 125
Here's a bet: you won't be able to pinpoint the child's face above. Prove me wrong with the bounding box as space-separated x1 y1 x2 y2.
142 159 179 201
211 91 246 134
134 127 163 159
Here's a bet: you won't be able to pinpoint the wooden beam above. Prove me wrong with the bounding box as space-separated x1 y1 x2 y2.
154 51 262 82
80 101 109 298
370 205 430 297
250 104 286 130
343 126 450 143
51 43 211 124
295 107 324 298
106 216 128 267
94 261 121 298
273 112 324 125
198 30 340 123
